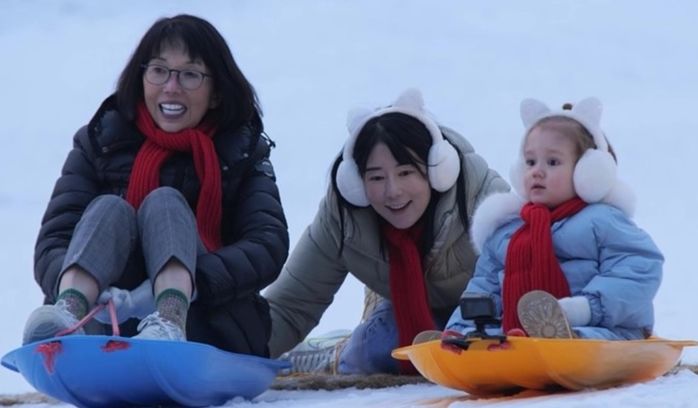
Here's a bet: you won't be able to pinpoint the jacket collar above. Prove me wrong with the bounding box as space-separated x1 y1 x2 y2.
87 95 262 166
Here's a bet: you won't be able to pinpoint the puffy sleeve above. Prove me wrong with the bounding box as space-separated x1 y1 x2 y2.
264 184 352 357
194 138 289 307
446 225 508 332
581 207 663 331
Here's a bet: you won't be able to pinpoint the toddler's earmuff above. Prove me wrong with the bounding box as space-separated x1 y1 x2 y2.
510 97 617 204
336 88 460 207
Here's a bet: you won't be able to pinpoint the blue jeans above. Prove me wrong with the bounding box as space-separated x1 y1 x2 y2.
337 300 400 374
59 187 202 294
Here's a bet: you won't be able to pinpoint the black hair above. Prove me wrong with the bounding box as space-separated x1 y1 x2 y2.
331 112 469 255
115 14 262 134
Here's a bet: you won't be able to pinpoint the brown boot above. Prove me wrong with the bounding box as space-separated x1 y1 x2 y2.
517 290 573 339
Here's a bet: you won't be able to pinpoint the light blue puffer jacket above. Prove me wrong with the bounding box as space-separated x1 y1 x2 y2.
447 194 663 340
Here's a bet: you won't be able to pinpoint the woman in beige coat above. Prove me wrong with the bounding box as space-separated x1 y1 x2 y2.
265 89 509 375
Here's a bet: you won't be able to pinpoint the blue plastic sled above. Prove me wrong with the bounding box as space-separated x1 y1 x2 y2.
2 335 290 407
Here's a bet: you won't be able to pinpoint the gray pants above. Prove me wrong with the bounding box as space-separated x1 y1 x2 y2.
59 187 201 294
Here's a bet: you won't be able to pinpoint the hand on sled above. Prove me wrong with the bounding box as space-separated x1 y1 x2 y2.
94 280 156 324
439 330 467 355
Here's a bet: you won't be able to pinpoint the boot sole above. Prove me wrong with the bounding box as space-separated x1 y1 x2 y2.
517 290 573 339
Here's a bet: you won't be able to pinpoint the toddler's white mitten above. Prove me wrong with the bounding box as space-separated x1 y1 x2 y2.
558 296 591 327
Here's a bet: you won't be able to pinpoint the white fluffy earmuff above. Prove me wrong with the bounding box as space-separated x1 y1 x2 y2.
336 88 460 207
511 97 618 204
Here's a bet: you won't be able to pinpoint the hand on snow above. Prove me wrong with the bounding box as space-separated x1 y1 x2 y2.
558 296 591 327
94 280 156 324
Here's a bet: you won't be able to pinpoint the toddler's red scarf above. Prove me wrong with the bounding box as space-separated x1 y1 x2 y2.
126 103 222 251
383 223 435 374
502 197 586 334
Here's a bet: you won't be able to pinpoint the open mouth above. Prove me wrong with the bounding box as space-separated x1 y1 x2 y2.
159 103 187 117
386 202 410 212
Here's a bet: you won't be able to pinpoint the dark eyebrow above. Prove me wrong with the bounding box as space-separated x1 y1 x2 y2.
148 56 201 66
365 166 382 172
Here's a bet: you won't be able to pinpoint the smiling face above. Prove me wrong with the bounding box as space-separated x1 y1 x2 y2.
143 45 217 132
523 125 579 208
363 142 431 229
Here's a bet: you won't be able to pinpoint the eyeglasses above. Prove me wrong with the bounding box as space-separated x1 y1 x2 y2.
141 64 211 90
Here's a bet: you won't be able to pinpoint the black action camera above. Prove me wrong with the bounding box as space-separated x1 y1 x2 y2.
441 293 505 350
459 293 499 324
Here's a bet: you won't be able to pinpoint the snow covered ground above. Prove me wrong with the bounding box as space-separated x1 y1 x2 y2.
1 0 698 406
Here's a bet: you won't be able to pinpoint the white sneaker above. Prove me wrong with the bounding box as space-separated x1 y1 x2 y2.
278 329 351 374
22 300 83 345
134 312 186 341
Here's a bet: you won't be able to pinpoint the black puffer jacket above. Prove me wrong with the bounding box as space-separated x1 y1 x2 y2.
34 95 289 356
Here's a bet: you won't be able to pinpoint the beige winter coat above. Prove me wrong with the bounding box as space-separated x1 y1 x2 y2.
265 127 509 357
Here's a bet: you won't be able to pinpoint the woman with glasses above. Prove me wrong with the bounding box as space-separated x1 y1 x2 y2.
23 15 289 358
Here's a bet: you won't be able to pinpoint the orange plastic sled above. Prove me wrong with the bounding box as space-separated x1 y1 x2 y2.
392 337 697 396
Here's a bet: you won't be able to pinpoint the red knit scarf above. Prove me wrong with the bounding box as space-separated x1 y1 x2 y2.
502 197 587 334
126 103 222 251
383 223 435 374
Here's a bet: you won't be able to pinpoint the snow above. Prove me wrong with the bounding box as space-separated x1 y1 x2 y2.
1 0 698 406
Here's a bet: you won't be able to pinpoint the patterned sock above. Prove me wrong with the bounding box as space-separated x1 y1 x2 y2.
56 289 89 320
155 289 189 332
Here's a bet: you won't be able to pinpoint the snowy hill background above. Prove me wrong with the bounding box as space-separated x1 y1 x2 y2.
1 1 698 406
